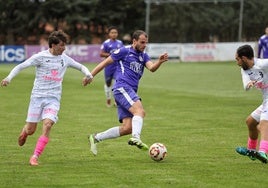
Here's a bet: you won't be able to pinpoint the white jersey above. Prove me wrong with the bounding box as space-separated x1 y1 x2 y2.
5 50 92 101
241 58 268 100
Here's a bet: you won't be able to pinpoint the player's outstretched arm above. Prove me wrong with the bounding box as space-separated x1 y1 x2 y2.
91 56 114 77
146 53 168 72
1 60 32 87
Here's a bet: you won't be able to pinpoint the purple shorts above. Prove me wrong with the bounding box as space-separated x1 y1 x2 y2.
113 86 140 123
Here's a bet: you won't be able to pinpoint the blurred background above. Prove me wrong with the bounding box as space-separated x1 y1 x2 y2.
1 0 268 45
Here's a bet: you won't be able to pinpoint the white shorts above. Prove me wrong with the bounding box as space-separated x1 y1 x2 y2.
251 101 268 122
26 97 60 123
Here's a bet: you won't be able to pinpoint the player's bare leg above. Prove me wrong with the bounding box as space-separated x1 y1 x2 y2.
18 122 37 146
29 119 53 166
246 116 259 149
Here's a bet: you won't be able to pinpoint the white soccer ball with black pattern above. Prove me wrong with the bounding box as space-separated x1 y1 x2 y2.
149 143 167 161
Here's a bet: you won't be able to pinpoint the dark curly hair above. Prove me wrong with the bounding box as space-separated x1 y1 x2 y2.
48 31 68 48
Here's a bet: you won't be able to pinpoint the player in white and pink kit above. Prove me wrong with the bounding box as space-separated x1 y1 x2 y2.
1 31 93 166
235 44 268 163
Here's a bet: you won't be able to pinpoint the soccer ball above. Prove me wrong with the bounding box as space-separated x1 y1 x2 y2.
149 143 167 161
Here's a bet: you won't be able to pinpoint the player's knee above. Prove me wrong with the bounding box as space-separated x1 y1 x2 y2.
142 109 146 117
138 109 146 117
26 127 35 135
246 116 253 125
43 120 54 130
120 126 132 135
246 116 258 129
25 123 37 135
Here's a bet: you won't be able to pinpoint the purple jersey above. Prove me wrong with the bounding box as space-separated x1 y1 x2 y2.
101 39 123 54
111 46 150 92
101 39 123 79
258 35 268 58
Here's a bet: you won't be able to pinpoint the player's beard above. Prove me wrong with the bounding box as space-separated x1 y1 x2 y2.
241 60 249 70
135 45 145 52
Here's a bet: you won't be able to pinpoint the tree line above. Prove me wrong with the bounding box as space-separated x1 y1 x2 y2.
0 0 268 45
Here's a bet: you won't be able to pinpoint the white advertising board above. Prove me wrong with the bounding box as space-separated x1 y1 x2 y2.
147 42 258 62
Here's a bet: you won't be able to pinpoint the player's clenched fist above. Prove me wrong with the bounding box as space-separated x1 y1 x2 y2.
1 79 9 87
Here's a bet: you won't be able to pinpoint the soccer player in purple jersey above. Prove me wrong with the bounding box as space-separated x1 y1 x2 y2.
100 26 123 107
88 30 168 155
258 26 268 58
1 31 93 166
235 44 268 164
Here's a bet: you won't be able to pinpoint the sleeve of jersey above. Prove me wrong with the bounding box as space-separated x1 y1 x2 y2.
240 69 251 91
144 53 151 62
5 56 37 82
110 47 126 62
66 57 93 79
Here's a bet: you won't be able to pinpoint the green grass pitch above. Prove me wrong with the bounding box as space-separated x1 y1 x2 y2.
1 62 268 187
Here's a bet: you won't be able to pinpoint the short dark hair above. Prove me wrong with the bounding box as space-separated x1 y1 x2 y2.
107 26 118 33
236 44 254 59
132 30 147 41
48 30 68 48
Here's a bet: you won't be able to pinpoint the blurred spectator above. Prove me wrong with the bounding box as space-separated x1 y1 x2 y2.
122 34 131 45
39 35 48 46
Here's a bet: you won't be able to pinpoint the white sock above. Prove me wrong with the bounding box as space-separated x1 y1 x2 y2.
132 116 143 139
104 84 112 99
95 126 120 141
